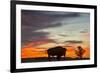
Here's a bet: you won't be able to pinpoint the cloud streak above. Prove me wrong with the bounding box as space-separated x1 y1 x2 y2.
64 40 83 44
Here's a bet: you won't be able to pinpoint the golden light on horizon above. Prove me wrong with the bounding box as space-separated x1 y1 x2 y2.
21 44 90 59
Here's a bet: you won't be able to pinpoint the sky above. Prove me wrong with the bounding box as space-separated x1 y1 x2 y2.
21 10 90 49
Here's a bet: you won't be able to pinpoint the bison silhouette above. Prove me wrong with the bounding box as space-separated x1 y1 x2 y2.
47 46 67 61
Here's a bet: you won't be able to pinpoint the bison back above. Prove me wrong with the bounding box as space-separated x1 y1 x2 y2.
47 46 66 56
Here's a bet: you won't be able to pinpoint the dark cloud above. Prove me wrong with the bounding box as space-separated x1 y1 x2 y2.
21 31 49 43
22 10 80 17
21 10 63 28
21 31 57 47
80 29 89 33
64 40 83 44
22 38 56 48
80 31 88 33
21 10 80 27
58 34 69 37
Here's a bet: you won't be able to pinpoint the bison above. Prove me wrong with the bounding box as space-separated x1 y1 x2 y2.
47 46 67 61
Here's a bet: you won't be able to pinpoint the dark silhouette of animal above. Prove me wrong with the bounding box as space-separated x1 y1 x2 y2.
47 46 67 61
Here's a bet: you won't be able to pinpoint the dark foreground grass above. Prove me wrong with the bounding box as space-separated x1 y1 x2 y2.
21 57 90 63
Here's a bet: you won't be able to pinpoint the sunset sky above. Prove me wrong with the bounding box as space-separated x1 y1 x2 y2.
21 10 90 58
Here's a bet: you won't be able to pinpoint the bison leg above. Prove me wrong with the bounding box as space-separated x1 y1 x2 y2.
64 54 66 59
48 55 51 61
57 56 61 61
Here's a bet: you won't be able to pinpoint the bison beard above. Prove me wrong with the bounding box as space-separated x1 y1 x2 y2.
47 46 67 61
